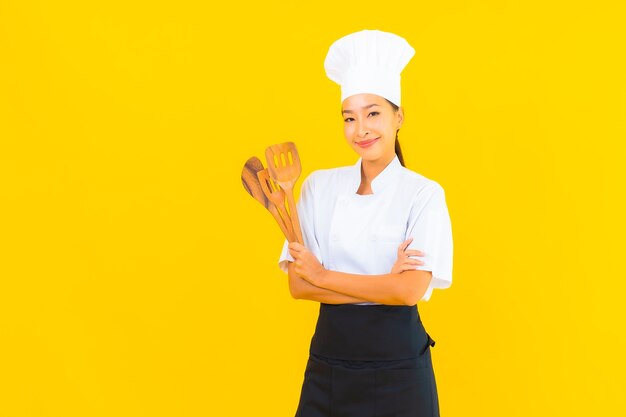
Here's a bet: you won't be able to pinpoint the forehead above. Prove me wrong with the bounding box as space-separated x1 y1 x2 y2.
341 94 386 111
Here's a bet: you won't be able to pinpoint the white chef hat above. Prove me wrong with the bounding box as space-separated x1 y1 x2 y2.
324 29 415 107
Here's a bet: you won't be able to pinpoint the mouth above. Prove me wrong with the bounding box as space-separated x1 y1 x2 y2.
356 137 380 148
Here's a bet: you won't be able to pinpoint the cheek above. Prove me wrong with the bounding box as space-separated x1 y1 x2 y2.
372 119 390 134
344 125 355 139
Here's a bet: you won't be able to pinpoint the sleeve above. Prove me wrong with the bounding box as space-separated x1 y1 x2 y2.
277 172 320 274
405 183 453 301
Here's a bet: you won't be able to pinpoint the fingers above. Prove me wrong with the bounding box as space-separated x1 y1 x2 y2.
398 237 413 252
391 257 424 274
397 238 424 256
397 257 424 267
288 242 305 251
289 251 305 261
399 258 423 271
392 261 423 274
401 264 420 272
288 242 307 260
289 245 314 263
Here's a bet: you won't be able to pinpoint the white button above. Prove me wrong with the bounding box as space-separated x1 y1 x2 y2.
369 234 377 241
332 233 339 241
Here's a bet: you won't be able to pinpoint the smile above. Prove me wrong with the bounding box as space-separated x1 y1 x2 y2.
356 137 380 148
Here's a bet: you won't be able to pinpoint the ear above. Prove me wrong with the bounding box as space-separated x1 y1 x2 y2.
396 106 405 129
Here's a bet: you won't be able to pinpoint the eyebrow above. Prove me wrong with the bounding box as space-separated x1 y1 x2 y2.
342 103 380 114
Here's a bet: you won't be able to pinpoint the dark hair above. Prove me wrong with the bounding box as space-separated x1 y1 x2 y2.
384 99 405 167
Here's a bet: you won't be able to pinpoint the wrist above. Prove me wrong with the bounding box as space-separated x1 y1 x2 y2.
314 267 329 288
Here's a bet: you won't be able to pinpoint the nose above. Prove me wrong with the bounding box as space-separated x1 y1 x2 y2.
357 121 370 138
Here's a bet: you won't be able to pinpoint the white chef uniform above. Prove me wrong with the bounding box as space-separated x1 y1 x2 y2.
278 153 453 303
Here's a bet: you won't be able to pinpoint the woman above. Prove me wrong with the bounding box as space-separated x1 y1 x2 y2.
278 29 453 417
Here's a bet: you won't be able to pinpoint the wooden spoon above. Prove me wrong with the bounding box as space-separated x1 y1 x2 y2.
257 168 295 242
241 156 293 241
265 142 304 245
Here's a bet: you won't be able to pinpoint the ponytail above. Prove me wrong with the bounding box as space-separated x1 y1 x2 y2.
394 129 405 167
384 98 406 167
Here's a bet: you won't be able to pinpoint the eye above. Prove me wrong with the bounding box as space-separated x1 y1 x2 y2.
368 111 379 117
344 117 354 122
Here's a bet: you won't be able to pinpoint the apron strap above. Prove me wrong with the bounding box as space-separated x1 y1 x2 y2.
421 333 436 355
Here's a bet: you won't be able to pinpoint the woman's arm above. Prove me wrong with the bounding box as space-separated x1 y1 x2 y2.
288 242 432 306
314 269 432 306
287 262 374 304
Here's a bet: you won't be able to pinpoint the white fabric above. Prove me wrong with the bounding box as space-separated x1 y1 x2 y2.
278 155 453 303
324 29 415 106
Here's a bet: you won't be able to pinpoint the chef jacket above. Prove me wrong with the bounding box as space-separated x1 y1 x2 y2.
278 154 453 303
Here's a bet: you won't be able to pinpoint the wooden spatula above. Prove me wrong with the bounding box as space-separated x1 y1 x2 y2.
241 156 293 241
257 168 295 242
265 142 304 245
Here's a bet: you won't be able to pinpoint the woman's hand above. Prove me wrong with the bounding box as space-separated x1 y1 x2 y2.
391 237 425 274
288 242 327 287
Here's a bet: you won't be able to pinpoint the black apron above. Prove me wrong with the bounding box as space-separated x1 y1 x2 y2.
294 303 439 417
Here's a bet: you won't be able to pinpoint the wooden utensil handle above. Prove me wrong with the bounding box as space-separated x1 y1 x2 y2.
268 204 294 242
257 170 296 242
286 191 304 245
274 200 296 241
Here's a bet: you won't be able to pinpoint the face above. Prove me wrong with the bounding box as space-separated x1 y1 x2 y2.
341 93 403 162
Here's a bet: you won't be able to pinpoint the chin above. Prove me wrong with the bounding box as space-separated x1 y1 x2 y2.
351 140 391 160
360 152 384 162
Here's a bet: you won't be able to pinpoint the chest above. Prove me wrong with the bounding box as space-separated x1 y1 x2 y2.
316 190 412 273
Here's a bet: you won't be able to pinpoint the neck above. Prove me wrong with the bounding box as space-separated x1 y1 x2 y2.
360 154 395 184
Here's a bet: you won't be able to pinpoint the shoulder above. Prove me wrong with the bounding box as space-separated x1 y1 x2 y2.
301 163 354 189
397 166 446 200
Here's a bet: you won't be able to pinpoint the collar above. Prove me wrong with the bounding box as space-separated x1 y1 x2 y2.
349 154 403 194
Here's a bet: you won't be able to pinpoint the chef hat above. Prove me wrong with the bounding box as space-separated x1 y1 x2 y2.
324 29 415 107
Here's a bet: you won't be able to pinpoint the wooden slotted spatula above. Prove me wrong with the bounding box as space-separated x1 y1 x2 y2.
257 168 295 242
241 156 293 241
265 142 304 245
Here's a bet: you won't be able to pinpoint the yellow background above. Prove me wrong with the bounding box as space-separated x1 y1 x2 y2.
1 1 625 416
